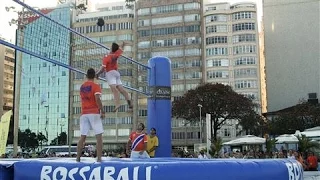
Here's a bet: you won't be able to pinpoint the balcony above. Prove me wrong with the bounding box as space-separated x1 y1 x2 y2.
3 102 13 107
4 85 14 91
4 78 14 83
3 94 13 99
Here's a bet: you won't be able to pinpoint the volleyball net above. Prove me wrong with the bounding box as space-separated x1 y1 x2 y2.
4 0 150 95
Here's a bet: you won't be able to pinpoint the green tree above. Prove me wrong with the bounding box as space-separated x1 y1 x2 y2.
265 138 277 154
18 129 39 151
209 137 223 157
50 132 67 145
238 112 268 136
268 102 320 135
296 134 320 153
37 132 47 149
172 83 255 141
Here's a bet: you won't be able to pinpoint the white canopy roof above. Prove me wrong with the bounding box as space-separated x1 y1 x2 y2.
275 134 298 144
223 135 266 146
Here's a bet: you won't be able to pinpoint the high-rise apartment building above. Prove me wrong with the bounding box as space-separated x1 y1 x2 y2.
136 0 203 149
71 2 134 150
17 4 72 143
202 2 262 140
204 2 261 110
0 44 15 116
264 0 320 112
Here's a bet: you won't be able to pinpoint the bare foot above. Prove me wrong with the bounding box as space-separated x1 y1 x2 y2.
113 105 120 112
127 100 133 109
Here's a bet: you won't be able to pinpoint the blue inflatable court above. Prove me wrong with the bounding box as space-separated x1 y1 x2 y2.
0 158 303 180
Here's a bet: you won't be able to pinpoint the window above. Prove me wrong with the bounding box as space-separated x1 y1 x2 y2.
234 57 256 65
232 12 254 20
139 109 147 116
234 68 257 77
62 71 66 76
207 71 229 79
205 15 227 23
232 23 255 32
206 36 228 45
234 80 257 89
232 34 256 43
206 47 228 56
118 129 130 136
233 45 256 55
207 59 229 67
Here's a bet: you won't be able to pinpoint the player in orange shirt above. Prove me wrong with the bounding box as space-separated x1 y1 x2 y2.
126 123 150 158
77 68 105 162
96 42 132 112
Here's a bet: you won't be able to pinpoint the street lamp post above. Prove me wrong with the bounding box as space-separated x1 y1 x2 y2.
198 104 202 143
60 120 65 144
44 105 49 144
56 118 59 145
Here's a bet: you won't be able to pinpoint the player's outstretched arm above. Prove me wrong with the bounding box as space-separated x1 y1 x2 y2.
95 66 105 79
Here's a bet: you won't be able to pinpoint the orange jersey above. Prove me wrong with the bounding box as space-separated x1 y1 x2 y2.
80 81 102 114
102 49 123 72
129 131 147 151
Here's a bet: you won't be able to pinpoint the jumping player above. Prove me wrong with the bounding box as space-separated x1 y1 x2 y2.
77 68 104 162
96 42 132 112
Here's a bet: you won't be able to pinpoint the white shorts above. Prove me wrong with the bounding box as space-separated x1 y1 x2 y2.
106 70 122 85
130 151 150 159
80 114 104 136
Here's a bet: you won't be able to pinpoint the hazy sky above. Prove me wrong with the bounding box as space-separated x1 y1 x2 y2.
0 0 262 42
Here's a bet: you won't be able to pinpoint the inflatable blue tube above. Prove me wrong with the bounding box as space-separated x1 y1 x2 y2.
147 56 172 157
12 158 303 180
0 160 16 180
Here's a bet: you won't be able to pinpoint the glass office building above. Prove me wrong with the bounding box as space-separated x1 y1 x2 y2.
17 4 72 143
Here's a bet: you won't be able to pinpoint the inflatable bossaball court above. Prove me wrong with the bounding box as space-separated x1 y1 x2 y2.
0 157 303 180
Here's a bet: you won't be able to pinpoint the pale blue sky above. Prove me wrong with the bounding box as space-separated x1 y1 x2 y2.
0 0 262 41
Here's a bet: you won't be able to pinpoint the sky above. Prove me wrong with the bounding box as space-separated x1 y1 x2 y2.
0 0 262 42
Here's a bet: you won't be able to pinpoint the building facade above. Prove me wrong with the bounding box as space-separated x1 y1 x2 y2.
263 0 320 112
71 2 134 150
0 44 15 116
203 2 262 140
136 0 203 149
17 4 72 143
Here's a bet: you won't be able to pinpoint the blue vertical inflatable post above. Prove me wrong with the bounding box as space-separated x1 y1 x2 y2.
148 56 172 157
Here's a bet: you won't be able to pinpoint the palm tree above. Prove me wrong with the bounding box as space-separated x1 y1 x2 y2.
209 137 223 158
296 134 320 153
266 138 277 155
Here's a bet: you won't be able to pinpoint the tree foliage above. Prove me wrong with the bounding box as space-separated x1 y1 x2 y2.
296 134 320 153
209 137 223 157
268 102 320 135
237 112 268 136
50 132 67 145
18 129 47 151
172 83 257 141
265 138 277 154
37 132 48 148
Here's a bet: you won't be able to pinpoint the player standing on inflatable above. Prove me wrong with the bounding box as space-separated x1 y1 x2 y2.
127 123 150 158
77 68 104 162
96 42 133 112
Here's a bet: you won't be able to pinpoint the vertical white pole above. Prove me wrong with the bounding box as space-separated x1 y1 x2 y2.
13 1 25 156
206 113 211 156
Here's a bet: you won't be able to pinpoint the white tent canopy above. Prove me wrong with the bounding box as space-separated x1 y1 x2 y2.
275 134 299 144
223 135 266 146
